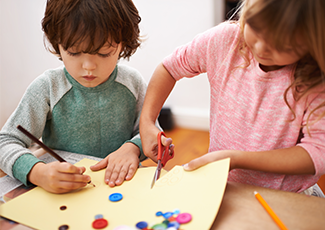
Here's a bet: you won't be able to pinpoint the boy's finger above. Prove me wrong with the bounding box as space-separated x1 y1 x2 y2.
105 165 118 187
57 172 91 183
114 165 129 186
90 158 108 171
58 162 84 174
125 164 137 181
57 181 88 192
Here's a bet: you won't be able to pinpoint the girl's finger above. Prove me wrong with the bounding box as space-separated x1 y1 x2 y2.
183 153 217 171
161 135 173 147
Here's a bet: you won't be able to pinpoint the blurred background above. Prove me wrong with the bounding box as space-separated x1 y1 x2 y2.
0 0 240 130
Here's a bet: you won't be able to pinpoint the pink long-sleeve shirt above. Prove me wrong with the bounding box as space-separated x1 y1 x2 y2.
163 22 325 193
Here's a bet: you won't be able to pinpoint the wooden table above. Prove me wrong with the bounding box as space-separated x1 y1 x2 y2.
1 181 324 230
212 182 325 230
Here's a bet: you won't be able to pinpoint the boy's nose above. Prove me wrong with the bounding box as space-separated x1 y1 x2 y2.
82 55 96 71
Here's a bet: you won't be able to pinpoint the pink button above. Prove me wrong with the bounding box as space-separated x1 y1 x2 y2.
176 213 192 224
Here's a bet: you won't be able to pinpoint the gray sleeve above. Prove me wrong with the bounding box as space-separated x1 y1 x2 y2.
116 65 162 161
0 67 70 180
0 75 50 178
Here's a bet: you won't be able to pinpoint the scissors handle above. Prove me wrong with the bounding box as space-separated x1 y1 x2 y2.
157 131 174 167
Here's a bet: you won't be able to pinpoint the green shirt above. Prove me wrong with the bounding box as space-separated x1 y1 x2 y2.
0 64 148 185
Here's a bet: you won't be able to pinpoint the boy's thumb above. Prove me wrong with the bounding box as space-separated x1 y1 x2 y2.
90 158 107 171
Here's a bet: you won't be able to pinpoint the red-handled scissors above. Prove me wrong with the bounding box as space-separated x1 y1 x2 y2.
150 131 174 188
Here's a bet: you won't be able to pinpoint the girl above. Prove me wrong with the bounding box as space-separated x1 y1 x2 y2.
140 0 325 195
0 0 147 193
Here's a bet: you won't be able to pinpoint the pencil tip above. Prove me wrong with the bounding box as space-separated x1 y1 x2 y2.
254 191 258 195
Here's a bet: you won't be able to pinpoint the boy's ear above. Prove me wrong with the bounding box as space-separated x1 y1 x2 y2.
56 53 62 61
118 42 125 59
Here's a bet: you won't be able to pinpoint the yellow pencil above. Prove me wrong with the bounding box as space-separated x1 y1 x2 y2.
254 191 288 230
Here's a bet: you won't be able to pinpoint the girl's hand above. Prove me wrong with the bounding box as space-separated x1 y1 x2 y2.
183 150 239 171
90 143 140 187
140 125 174 163
28 161 90 194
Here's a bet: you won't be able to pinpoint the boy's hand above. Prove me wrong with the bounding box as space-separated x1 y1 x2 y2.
90 142 140 187
28 161 91 194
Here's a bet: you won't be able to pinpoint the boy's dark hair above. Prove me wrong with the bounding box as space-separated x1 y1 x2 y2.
42 0 141 59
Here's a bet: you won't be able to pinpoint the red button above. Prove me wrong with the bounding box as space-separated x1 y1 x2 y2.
92 218 108 229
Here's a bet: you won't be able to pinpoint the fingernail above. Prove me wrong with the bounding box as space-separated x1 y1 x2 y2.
105 179 109 184
183 163 189 170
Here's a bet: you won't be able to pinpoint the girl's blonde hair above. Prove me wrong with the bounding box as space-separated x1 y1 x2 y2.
238 0 325 131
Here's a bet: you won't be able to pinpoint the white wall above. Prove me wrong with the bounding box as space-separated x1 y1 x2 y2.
0 0 224 130
0 1 62 127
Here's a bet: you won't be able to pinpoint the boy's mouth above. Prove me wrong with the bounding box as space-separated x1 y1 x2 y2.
83 75 96 81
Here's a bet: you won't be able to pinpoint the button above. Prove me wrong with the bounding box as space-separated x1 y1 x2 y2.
168 216 176 222
135 221 148 229
92 218 108 229
109 193 123 202
172 209 180 215
167 221 180 229
95 214 104 219
156 211 163 216
176 213 192 224
151 223 167 230
162 212 173 219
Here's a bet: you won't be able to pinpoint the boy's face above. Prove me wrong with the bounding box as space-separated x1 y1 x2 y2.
59 42 121 87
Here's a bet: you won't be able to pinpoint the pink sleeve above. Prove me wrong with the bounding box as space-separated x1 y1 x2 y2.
298 94 325 176
163 22 241 81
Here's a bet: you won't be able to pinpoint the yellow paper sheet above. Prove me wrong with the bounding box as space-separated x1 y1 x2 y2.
0 158 230 230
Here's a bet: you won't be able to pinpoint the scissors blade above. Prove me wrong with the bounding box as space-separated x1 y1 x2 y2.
151 160 162 189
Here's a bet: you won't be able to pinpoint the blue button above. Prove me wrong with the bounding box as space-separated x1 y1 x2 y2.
167 221 180 229
109 193 123 202
95 214 104 219
135 221 148 229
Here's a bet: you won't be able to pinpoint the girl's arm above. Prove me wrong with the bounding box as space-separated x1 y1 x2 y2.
139 63 176 162
184 146 316 175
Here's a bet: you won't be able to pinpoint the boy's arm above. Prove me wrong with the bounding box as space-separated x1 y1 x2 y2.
184 146 315 175
139 63 176 162
0 76 51 184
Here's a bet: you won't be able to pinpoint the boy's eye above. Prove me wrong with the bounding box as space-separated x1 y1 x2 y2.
66 50 112 58
98 52 111 58
67 51 80 56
